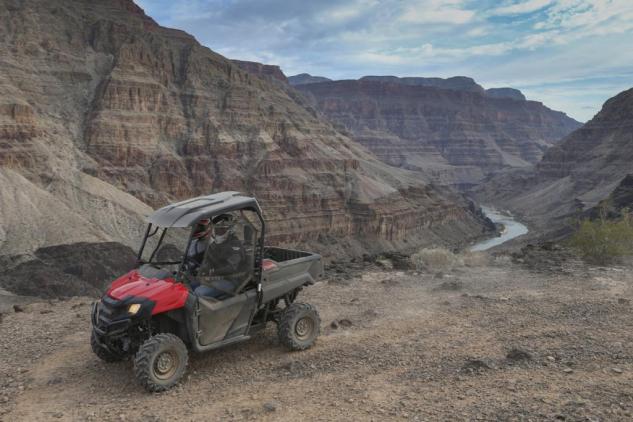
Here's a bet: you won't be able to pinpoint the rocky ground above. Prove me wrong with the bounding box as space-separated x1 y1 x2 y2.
1 248 633 421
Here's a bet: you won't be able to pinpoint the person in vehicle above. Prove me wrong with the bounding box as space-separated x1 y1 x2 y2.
193 214 245 298
185 218 211 274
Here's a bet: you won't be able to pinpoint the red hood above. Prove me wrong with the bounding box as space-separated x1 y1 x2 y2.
106 270 189 315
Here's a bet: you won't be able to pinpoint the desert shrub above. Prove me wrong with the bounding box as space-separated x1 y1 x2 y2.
493 254 513 266
568 210 633 265
461 251 490 267
411 248 458 272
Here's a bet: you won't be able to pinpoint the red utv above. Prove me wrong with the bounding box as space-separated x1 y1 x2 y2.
91 192 324 392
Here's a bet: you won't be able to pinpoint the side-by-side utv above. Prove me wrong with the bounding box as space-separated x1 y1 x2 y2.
90 192 324 392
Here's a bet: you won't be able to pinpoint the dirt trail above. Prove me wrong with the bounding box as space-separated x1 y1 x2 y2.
2 255 633 421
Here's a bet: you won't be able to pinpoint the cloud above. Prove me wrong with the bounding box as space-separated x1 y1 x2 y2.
536 0 633 34
400 2 475 24
134 0 633 121
467 26 489 37
492 0 554 16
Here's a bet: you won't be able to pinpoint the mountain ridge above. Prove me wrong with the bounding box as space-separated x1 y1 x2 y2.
288 73 530 102
295 78 581 189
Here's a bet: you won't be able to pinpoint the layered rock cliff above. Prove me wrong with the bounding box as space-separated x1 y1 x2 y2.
232 60 288 83
476 88 633 230
297 79 581 188
0 0 490 268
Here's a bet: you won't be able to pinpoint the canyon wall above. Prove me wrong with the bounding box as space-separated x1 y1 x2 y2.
231 60 288 83
0 0 491 267
296 79 581 189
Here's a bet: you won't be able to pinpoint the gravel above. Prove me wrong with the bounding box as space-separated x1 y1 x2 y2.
1 251 633 421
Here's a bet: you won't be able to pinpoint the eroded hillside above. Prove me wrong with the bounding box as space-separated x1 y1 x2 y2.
476 87 633 232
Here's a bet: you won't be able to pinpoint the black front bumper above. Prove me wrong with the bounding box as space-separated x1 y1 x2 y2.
92 296 132 335
91 295 153 355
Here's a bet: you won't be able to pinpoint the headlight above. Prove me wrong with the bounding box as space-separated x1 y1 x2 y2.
127 303 142 315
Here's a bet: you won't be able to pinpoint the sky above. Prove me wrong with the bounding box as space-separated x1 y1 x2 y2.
134 0 633 122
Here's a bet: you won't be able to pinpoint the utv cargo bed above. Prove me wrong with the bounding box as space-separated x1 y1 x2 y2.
261 247 324 302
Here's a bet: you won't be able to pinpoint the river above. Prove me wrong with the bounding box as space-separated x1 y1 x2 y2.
470 206 529 252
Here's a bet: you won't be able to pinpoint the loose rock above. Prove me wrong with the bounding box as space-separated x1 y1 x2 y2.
338 319 353 328
461 359 493 373
263 401 278 412
506 348 532 362
435 280 463 291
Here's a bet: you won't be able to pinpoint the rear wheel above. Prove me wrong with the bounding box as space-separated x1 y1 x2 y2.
278 303 320 351
90 331 123 362
133 333 188 392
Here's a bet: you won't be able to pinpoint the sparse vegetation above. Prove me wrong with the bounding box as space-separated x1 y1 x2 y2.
461 251 491 267
568 209 633 265
411 248 458 272
410 248 490 272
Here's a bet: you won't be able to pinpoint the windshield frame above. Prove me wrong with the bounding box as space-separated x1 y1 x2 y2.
136 223 193 268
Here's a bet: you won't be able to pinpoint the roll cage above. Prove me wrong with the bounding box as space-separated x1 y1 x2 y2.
136 192 266 296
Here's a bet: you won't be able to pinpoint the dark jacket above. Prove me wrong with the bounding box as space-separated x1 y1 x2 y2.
199 234 245 279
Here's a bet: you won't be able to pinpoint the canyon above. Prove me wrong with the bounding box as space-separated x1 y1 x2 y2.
1 3 632 420
0 0 494 296
476 87 633 233
294 77 580 189
1 0 625 300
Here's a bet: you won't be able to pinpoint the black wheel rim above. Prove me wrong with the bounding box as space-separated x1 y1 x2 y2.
153 350 179 380
295 316 315 341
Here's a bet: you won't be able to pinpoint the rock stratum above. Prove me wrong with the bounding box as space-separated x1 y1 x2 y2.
477 87 633 230
296 78 581 189
231 60 288 84
0 0 491 283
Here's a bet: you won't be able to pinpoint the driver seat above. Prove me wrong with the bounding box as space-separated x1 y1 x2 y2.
194 222 255 300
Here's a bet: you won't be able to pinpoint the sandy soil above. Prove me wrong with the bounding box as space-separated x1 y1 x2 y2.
1 252 633 421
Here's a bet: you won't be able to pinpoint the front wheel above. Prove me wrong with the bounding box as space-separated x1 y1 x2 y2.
133 333 188 392
278 303 321 351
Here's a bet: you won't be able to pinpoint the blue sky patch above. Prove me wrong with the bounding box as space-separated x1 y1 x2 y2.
135 0 633 122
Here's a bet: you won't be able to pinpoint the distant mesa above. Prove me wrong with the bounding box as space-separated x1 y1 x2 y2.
359 76 527 101
290 74 528 101
295 77 580 189
359 75 486 94
485 87 526 101
288 73 332 85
